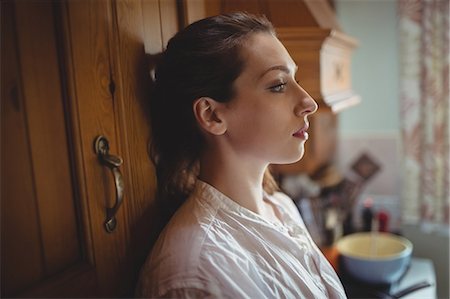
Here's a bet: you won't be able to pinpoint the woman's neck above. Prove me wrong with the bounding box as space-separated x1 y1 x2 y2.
198 149 268 215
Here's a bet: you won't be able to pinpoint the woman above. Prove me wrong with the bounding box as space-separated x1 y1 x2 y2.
137 12 346 298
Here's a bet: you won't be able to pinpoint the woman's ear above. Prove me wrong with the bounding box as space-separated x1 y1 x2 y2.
193 97 227 135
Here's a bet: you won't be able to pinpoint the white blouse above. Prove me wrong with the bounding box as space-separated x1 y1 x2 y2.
136 180 346 298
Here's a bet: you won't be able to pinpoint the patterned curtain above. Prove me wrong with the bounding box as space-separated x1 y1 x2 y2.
398 0 449 228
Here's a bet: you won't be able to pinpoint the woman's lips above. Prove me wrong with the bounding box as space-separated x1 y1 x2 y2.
292 125 309 140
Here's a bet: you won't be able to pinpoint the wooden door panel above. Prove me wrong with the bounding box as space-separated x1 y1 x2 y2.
14 1 81 275
1 2 95 297
62 0 131 296
2 0 182 296
1 3 45 294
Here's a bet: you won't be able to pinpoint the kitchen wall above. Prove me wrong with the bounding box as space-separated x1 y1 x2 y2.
335 0 400 197
335 1 449 298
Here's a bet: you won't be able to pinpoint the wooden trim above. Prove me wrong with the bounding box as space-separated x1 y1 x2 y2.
180 0 207 25
303 0 342 30
277 27 332 52
159 0 179 47
325 30 359 49
323 92 361 113
55 0 96 266
142 0 163 54
278 27 359 49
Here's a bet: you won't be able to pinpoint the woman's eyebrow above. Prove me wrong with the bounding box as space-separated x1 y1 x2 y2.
258 64 298 79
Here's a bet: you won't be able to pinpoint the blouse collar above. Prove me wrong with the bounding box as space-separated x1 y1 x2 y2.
192 179 289 231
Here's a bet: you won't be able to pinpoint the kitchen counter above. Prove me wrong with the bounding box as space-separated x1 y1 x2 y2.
396 258 436 299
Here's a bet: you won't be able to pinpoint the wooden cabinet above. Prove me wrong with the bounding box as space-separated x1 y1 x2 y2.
1 0 178 297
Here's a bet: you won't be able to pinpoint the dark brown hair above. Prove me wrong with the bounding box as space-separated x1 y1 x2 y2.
150 12 279 217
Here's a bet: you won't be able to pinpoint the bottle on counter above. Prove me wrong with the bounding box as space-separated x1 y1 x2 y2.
377 209 390 232
361 197 373 232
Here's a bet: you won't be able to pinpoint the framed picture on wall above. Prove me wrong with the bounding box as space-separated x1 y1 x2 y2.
351 152 381 182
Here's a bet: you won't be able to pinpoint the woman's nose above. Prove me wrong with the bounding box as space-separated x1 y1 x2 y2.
294 87 318 116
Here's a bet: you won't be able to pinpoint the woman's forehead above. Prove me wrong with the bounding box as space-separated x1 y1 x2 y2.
239 33 297 79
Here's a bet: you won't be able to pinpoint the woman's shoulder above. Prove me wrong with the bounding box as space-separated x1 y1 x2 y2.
148 182 248 269
151 196 214 265
137 197 219 296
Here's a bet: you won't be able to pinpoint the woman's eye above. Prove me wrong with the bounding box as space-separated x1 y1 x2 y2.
269 82 287 93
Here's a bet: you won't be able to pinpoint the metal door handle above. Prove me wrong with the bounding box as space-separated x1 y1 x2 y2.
94 136 124 233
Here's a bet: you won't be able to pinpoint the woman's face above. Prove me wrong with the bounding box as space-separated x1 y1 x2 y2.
223 32 318 165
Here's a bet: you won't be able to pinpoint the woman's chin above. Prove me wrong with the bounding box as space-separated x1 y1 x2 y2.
273 151 305 165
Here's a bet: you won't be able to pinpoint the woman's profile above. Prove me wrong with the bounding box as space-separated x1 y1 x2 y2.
137 12 346 298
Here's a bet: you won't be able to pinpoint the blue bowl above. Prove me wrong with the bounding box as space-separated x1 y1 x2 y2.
336 232 413 285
